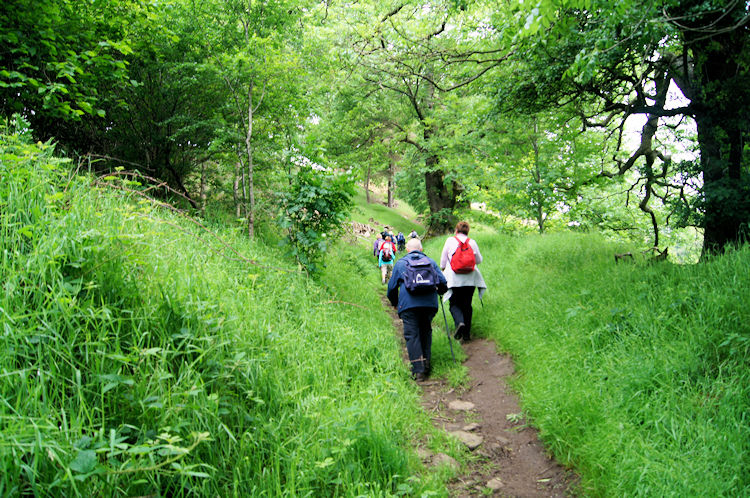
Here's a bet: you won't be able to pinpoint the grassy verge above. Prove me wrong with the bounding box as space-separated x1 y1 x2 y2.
0 127 463 496
460 230 749 496
349 188 423 236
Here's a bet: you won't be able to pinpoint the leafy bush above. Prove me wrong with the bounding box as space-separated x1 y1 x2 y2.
278 165 355 275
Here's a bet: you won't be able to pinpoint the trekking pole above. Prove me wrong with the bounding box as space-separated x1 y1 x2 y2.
440 298 457 364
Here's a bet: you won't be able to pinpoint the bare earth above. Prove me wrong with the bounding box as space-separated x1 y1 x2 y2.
383 297 577 496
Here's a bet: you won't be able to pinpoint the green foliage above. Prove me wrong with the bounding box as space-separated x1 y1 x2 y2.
0 125 453 496
315 0 517 233
0 0 132 125
510 0 750 253
473 231 750 496
279 165 355 274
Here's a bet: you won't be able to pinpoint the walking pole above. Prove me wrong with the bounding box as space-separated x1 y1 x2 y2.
440 298 457 364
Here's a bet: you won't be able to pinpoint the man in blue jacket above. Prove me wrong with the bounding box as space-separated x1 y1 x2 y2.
387 238 448 381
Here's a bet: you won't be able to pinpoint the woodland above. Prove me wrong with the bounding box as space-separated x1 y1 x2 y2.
3 0 749 259
1 0 749 496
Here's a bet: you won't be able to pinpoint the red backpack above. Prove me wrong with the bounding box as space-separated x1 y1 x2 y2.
450 236 476 273
380 241 394 262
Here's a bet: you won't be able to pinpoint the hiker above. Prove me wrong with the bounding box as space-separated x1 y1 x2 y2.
373 233 384 260
396 231 406 252
439 221 487 342
387 238 447 381
378 235 397 284
409 229 418 239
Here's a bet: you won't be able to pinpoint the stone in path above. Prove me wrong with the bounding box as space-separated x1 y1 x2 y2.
448 400 475 411
486 477 504 490
450 430 484 450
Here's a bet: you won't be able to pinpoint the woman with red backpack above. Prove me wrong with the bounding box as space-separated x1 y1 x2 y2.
439 221 487 342
378 235 397 284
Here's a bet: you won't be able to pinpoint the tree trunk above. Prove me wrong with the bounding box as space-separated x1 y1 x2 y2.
245 83 255 238
537 203 545 234
681 6 750 257
695 113 745 256
531 119 545 234
233 162 242 218
163 152 198 209
420 71 458 235
424 163 457 235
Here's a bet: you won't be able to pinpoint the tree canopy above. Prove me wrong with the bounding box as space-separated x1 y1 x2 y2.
2 0 748 255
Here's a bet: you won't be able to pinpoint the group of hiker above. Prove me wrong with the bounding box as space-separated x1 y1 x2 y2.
373 227 417 284
374 222 486 382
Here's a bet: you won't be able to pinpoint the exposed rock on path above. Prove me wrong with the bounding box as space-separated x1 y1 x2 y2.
382 294 576 496
421 338 576 496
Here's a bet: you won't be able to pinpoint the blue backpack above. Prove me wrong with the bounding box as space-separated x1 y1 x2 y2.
403 255 439 294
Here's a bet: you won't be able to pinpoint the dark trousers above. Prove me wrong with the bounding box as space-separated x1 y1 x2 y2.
449 286 475 340
399 307 436 375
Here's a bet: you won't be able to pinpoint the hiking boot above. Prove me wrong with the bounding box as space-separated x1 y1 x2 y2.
453 322 465 340
414 372 427 382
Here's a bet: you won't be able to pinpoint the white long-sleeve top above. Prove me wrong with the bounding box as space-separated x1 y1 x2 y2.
439 234 487 300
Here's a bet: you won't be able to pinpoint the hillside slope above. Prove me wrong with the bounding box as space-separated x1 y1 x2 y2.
0 128 460 496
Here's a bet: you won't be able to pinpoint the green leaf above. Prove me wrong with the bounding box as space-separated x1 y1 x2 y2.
69 449 97 474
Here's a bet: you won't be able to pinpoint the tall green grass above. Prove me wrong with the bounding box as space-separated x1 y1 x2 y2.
456 230 749 496
0 127 460 496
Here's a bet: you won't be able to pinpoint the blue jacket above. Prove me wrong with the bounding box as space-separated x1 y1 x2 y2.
387 251 448 314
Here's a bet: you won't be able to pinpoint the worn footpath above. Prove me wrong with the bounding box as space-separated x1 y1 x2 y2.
383 296 577 497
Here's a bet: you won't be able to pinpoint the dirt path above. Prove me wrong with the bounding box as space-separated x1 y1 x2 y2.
383 297 576 496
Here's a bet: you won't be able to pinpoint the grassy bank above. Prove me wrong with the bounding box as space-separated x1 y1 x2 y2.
349 188 423 237
435 231 749 496
0 127 463 496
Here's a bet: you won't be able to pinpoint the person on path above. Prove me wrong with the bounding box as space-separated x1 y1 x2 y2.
373 233 384 261
409 229 419 239
378 235 397 284
439 221 487 342
387 238 447 381
396 231 406 252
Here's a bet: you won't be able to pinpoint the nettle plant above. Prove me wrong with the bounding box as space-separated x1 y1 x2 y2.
279 164 355 275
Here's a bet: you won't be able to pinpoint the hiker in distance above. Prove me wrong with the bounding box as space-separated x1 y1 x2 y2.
440 221 487 343
396 231 406 252
387 238 448 382
373 232 384 262
378 235 397 284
